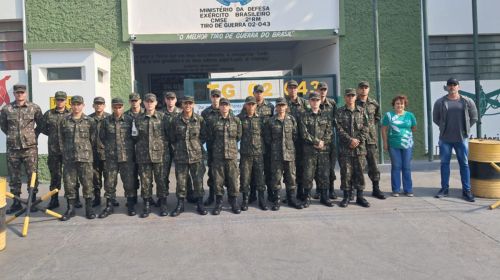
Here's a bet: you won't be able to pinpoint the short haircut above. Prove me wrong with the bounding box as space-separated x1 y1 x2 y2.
391 95 409 107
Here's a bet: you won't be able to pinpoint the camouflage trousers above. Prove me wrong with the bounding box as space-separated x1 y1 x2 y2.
366 144 380 183
63 161 93 199
104 160 136 199
212 159 239 197
330 144 337 184
132 162 140 191
303 152 330 191
339 155 366 191
166 151 193 197
175 161 205 198
47 153 63 191
7 147 38 195
92 159 107 191
138 163 167 199
240 154 265 193
270 160 296 192
295 142 304 188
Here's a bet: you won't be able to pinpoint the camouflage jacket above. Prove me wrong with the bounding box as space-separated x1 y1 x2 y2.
162 106 182 124
285 95 309 120
264 114 297 162
40 108 70 155
100 114 134 162
89 112 111 161
335 105 369 157
59 114 95 163
237 112 265 156
207 114 242 160
0 101 43 150
124 107 144 121
356 98 380 144
169 113 207 164
299 109 333 154
320 97 337 119
134 111 168 164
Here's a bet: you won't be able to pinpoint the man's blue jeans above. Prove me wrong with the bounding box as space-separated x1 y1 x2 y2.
389 147 413 193
439 139 471 192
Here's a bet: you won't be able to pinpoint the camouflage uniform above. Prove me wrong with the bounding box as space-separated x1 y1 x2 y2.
335 105 369 192
201 105 220 196
255 100 274 196
100 114 135 199
320 97 337 186
59 114 96 199
40 107 70 191
169 112 207 199
124 107 144 191
207 113 242 198
134 111 168 200
356 98 381 183
89 112 110 196
238 111 265 194
0 100 42 196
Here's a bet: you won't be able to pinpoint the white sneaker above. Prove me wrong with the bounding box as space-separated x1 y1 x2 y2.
392 192 399 197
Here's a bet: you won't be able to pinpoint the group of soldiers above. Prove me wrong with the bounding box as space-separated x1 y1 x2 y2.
0 80 387 221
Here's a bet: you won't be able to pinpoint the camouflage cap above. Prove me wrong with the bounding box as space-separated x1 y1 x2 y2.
93 96 105 104
317 82 328 90
182 96 195 103
253 84 264 93
309 92 321 100
143 93 157 102
245 96 257 104
358 81 370 88
54 91 67 100
71 95 84 104
286 80 298 87
111 97 124 105
275 97 287 105
210 89 222 97
13 84 27 92
219 98 231 105
344 88 356 96
129 93 141 101
164 91 176 98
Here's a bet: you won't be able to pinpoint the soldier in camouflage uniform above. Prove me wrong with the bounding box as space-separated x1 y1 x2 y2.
285 80 309 202
89 97 111 207
124 93 144 204
316 82 338 200
335 89 370 208
59 95 97 220
98 98 136 218
264 97 302 211
39 91 70 210
238 96 268 211
299 92 334 208
247 84 274 204
134 93 169 218
201 89 222 206
207 98 242 215
356 81 386 200
169 96 208 217
0 84 42 214
161 91 195 204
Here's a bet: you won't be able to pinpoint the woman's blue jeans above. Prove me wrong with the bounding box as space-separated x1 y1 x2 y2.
389 147 413 193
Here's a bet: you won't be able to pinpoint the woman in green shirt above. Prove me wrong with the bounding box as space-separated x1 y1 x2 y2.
381 95 417 197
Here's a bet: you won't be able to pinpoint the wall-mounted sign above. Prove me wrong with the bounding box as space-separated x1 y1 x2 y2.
125 0 339 42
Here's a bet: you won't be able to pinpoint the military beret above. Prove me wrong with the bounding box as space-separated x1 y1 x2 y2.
275 97 287 105
358 81 370 88
344 88 356 96
143 93 157 102
317 82 328 90
54 91 67 100
219 98 231 105
245 96 257 104
71 95 84 104
93 96 105 104
253 84 264 93
129 93 141 101
13 84 27 92
210 89 222 97
287 80 298 87
111 97 124 105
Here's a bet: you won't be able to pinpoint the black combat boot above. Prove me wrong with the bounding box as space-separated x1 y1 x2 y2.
356 190 371 207
296 185 304 201
249 185 257 204
170 198 185 217
229 196 241 214
92 189 101 207
186 189 197 204
212 195 223 215
204 188 215 206
329 184 338 200
74 188 83 208
287 189 303 209
339 191 350 208
319 189 334 207
372 182 386 200
98 199 114 218
159 197 169 216
112 199 120 207
302 189 312 208
257 190 268 211
85 198 96 219
60 199 76 221
267 187 274 202
127 197 136 216
313 188 320 200
140 199 151 218
6 196 22 214
241 192 249 211
47 195 59 210
151 197 159 208
196 197 208 215
349 190 355 201
271 191 280 211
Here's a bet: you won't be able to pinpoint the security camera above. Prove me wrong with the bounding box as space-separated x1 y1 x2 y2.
130 34 137 41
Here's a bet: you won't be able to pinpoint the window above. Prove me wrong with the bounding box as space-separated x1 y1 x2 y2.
0 21 24 70
47 67 82 81
98 69 105 83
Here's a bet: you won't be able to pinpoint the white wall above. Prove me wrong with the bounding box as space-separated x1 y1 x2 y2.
427 0 500 35
0 0 22 20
